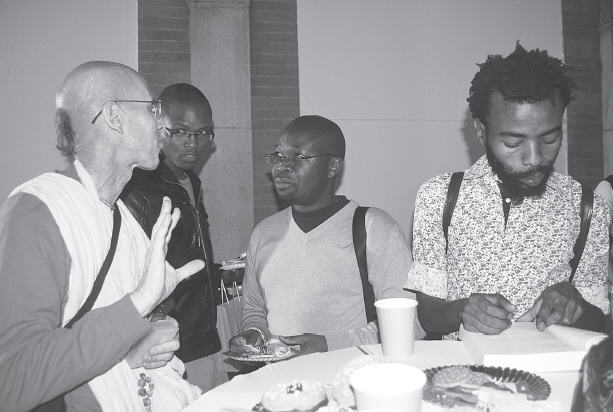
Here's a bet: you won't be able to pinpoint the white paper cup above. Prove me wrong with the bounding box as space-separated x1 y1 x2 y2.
350 362 426 411
375 298 418 361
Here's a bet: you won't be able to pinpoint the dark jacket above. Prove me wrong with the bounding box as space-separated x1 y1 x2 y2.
120 162 221 362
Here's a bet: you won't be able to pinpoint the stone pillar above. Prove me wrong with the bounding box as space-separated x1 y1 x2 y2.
601 0 613 176
188 0 254 261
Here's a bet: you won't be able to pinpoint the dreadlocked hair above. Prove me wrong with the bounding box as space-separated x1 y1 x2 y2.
467 42 575 124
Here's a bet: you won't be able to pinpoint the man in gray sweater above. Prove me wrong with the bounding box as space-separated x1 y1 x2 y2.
229 115 422 355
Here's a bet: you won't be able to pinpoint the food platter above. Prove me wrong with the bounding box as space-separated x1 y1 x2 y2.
223 347 300 363
220 262 245 271
422 364 551 408
221 252 246 271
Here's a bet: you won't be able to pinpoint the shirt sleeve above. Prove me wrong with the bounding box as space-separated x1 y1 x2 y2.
325 207 425 350
595 180 613 219
0 193 150 411
240 228 272 342
405 175 450 299
574 190 610 314
595 181 613 308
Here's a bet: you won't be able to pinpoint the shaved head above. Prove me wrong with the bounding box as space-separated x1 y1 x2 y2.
281 115 345 158
159 83 211 119
55 61 150 157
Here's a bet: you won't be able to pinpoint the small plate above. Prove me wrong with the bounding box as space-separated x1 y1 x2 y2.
223 347 300 363
423 364 551 408
221 262 246 271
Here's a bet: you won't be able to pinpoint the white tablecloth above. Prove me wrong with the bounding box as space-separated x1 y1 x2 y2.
183 341 579 411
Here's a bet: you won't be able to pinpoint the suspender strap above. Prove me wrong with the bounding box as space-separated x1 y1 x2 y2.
606 176 613 246
353 206 377 323
66 207 122 328
568 183 593 283
443 172 464 254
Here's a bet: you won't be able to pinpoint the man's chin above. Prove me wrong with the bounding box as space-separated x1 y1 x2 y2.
274 189 296 205
178 161 196 170
504 175 549 203
518 173 547 188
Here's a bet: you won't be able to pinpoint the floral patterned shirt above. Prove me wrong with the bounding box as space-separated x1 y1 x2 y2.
407 156 609 338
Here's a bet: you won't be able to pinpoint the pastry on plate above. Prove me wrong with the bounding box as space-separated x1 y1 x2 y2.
261 380 327 412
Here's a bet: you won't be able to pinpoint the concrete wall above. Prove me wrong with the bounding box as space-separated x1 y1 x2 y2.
189 0 255 261
0 0 137 201
297 0 565 239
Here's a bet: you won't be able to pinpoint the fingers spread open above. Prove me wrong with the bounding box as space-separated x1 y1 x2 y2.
152 197 172 234
175 260 205 283
165 207 181 245
151 205 172 255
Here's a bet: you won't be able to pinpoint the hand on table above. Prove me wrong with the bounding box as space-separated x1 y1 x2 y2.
130 197 205 317
126 316 180 369
229 329 265 354
461 293 516 334
279 333 327 355
517 281 584 331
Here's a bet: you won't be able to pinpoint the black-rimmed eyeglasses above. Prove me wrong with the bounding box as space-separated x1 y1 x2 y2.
165 127 215 145
264 152 337 166
91 99 162 124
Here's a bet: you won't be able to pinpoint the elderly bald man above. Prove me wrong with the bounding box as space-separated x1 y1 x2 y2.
0 62 204 411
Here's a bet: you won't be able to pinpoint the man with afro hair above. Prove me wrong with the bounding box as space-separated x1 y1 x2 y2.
406 43 609 340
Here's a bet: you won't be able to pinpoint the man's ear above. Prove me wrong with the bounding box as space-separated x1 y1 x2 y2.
328 157 344 178
473 118 486 146
102 101 123 134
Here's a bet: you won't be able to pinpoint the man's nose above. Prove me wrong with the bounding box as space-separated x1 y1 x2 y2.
522 140 544 167
273 159 293 173
184 133 197 147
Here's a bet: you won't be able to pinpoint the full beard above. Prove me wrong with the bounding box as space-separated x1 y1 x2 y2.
485 147 554 204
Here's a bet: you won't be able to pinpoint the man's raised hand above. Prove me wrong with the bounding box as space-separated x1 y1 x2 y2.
130 197 205 317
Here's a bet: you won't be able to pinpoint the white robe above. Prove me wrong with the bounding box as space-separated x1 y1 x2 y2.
11 159 200 411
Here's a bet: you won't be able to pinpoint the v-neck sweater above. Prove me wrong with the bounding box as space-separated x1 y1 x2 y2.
241 200 413 350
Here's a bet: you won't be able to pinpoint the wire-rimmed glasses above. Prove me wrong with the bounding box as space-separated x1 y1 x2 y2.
91 99 162 124
165 127 215 145
264 152 337 166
